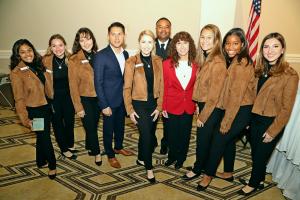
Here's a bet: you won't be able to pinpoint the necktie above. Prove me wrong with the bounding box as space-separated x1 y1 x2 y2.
160 43 167 59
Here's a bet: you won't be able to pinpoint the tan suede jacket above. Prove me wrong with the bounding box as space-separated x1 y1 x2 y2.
42 55 54 95
123 54 163 115
217 58 255 132
68 50 97 113
10 61 52 127
192 55 227 123
252 64 299 138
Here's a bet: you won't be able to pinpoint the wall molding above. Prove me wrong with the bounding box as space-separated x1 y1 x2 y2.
1 50 300 63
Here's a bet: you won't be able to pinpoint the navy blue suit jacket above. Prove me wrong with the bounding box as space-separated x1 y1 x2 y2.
93 45 129 109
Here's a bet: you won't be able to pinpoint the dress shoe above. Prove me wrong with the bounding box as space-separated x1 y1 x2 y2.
181 172 200 180
61 151 77 160
239 178 264 190
68 148 78 153
48 170 56 180
160 146 168 155
237 187 257 196
164 160 175 166
114 149 134 156
147 176 156 184
95 154 102 166
108 158 121 168
175 162 183 170
38 163 48 168
136 160 145 166
196 177 212 191
215 174 234 182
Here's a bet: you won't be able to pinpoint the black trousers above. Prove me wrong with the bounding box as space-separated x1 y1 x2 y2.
167 112 193 165
51 89 75 153
134 105 158 170
248 114 283 188
103 105 125 158
205 105 252 176
27 104 56 170
192 102 223 174
160 117 169 150
80 96 100 155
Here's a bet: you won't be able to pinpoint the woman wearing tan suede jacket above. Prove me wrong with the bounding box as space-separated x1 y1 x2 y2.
10 39 56 179
43 34 77 160
68 28 102 166
239 32 299 196
182 24 227 183
197 28 256 190
123 30 163 183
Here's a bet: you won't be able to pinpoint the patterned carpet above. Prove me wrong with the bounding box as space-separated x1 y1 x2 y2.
0 106 285 200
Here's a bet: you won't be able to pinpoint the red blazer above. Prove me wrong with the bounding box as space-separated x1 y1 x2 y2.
162 58 197 115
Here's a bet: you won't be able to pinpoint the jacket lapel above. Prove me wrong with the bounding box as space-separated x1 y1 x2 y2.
185 63 197 90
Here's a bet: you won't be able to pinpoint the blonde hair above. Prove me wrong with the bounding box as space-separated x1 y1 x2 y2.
45 34 71 58
138 30 156 55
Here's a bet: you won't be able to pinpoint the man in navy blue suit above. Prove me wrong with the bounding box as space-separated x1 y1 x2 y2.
94 22 133 168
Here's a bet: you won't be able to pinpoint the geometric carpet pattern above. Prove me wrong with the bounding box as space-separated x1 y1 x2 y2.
0 106 285 200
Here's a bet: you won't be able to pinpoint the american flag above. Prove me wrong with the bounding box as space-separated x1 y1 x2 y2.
246 0 261 64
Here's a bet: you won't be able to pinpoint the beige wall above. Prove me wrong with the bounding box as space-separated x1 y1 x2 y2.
0 0 299 74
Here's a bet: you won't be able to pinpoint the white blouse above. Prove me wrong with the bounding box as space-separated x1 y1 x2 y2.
175 60 192 90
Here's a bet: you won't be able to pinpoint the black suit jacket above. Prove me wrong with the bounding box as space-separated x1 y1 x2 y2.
155 38 172 60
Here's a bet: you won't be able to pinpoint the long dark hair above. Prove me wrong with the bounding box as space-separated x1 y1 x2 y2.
10 39 43 70
168 31 196 67
255 32 287 77
72 27 98 54
222 28 252 67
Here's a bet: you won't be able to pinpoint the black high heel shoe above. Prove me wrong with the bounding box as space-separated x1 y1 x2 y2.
68 148 78 153
136 160 145 166
95 155 102 166
147 176 156 184
48 170 56 180
61 151 77 160
239 178 264 189
215 174 234 182
196 176 212 191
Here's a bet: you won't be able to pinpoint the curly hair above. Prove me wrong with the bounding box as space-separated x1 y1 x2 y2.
222 28 253 67
44 34 71 58
168 31 196 67
255 32 287 77
72 27 98 54
196 24 224 66
10 39 43 70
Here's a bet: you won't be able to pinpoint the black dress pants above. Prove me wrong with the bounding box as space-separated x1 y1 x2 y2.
27 104 56 170
52 89 75 153
103 105 125 158
248 114 283 188
80 96 100 156
134 105 158 170
205 105 252 176
167 112 193 165
192 102 223 174
160 117 169 150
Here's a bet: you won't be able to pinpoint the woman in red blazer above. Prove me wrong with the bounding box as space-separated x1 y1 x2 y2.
162 31 198 169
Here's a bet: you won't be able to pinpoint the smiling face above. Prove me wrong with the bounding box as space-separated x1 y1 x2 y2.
176 40 189 60
156 19 171 42
19 44 34 63
139 34 154 56
199 29 214 52
79 33 93 52
263 38 284 65
224 34 243 58
108 26 125 50
50 38 65 58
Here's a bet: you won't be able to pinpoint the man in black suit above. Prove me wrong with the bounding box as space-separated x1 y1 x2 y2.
155 17 172 155
94 22 133 169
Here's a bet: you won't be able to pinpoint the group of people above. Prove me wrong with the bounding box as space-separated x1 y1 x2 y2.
10 17 299 196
